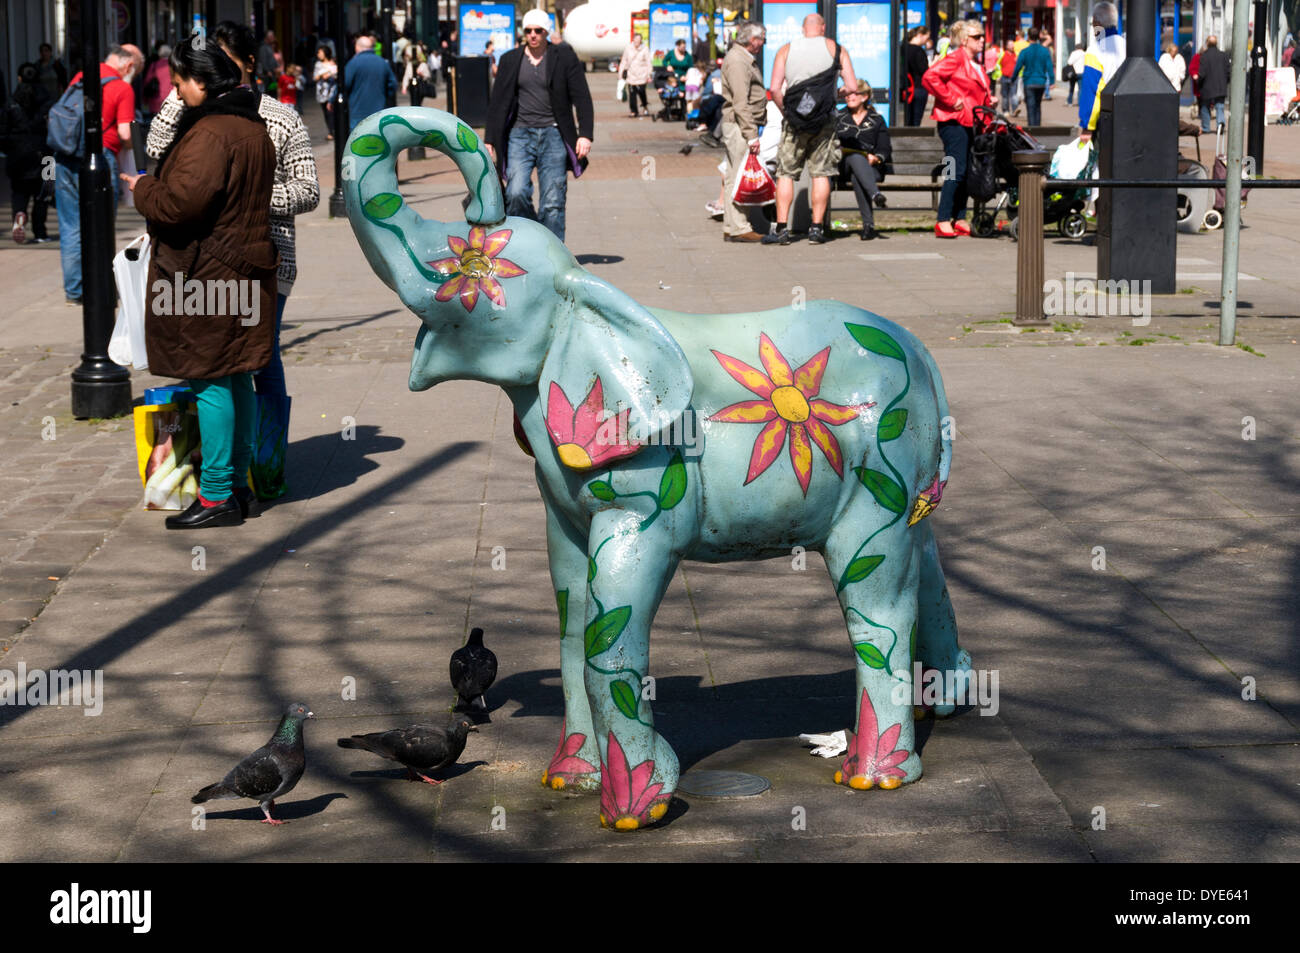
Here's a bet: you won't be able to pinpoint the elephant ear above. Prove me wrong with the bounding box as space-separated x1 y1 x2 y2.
539 269 694 471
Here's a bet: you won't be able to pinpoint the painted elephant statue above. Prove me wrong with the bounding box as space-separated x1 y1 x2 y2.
344 108 968 830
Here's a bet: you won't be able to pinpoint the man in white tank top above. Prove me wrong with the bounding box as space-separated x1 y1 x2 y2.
765 14 857 244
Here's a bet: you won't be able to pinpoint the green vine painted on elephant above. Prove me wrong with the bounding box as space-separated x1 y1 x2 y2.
577 449 688 726
837 323 917 671
351 114 492 285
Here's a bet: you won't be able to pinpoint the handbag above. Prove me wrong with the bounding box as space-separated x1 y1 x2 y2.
731 151 776 206
109 234 151 370
966 131 999 201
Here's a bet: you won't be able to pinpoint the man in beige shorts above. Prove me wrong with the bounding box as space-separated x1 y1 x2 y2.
764 13 857 244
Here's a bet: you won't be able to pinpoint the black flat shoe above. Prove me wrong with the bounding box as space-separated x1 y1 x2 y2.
234 486 261 519
860 226 878 240
165 497 244 529
873 193 887 208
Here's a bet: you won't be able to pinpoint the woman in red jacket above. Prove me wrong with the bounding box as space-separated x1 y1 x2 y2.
922 20 996 237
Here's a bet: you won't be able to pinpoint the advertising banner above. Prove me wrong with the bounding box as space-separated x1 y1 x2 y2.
837 1 893 120
650 3 694 66
1265 67 1297 117
762 2 819 85
904 0 924 29
460 4 516 56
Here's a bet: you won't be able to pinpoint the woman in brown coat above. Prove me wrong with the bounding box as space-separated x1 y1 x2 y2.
121 36 278 528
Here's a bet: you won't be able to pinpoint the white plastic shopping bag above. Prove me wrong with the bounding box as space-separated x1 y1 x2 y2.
109 233 150 370
1050 137 1093 180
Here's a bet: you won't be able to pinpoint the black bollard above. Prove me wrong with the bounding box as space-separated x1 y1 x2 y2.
1096 0 1178 295
70 0 132 420
1247 0 1266 175
329 12 349 218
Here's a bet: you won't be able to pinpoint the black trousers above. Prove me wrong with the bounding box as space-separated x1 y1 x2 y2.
628 83 647 115
844 153 882 226
905 89 929 127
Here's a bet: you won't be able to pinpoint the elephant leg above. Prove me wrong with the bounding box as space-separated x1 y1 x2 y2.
541 487 602 793
823 517 923 789
914 520 970 718
583 516 679 830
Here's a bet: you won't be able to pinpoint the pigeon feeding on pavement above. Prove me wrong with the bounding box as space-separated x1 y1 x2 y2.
192 702 314 825
449 627 497 714
337 714 478 784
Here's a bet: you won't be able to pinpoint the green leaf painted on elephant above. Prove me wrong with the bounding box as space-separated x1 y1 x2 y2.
350 134 388 157
855 642 888 669
657 450 686 510
909 621 917 662
363 193 403 220
878 409 908 442
587 558 597 583
846 323 906 362
456 124 478 152
556 589 569 636
421 130 445 148
853 467 907 514
589 480 616 502
585 606 631 659
610 680 639 720
838 554 886 591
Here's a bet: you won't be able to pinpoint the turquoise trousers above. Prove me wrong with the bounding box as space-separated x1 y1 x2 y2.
190 373 256 501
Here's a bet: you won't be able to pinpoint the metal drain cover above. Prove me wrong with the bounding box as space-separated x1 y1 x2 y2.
677 769 770 799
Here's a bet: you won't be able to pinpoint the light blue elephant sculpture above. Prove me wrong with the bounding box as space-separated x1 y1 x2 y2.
344 108 967 830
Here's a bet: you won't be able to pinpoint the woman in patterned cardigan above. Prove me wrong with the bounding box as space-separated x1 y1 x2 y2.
148 21 319 500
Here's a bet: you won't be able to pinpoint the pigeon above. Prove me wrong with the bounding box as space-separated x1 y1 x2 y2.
192 702 314 825
337 714 478 784
449 627 497 713
679 143 694 156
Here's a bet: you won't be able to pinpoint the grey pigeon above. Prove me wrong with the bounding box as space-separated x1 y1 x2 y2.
449 627 497 713
337 714 478 784
192 702 314 825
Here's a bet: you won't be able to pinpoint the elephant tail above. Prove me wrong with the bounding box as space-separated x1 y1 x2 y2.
917 346 953 487
342 107 505 294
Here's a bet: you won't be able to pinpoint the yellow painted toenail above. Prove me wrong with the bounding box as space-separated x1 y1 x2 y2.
649 802 668 821
849 775 874 790
834 770 844 784
880 777 902 790
615 816 640 830
551 776 566 789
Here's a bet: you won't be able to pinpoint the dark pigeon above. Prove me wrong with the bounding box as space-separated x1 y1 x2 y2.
191 702 314 825
449 627 497 714
337 714 478 784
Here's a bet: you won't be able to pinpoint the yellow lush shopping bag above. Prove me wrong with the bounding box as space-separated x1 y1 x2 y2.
133 398 202 511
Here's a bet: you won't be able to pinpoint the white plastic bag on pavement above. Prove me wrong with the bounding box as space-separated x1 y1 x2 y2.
109 233 151 370
1050 137 1093 180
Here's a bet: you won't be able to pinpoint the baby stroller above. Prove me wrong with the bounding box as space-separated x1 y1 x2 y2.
967 108 1060 238
651 68 686 123
1276 97 1300 125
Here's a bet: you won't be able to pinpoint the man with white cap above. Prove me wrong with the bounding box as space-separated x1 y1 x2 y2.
485 8 594 241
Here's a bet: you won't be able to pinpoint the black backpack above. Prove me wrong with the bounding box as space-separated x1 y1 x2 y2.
784 42 843 134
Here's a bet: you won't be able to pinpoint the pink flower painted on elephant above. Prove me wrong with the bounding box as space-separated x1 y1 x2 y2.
543 719 597 789
907 474 946 526
835 688 910 789
544 377 640 470
709 334 875 496
599 730 669 830
428 226 526 312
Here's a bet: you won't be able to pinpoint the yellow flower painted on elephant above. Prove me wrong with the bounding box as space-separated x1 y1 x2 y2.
428 226 526 312
709 334 875 496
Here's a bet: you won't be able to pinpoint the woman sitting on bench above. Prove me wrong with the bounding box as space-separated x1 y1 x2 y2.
836 80 892 241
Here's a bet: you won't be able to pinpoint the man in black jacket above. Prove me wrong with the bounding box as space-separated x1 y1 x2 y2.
1193 35 1229 133
484 9 593 242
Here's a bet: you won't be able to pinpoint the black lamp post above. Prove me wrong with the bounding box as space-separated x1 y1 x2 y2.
329 1 350 218
1247 0 1266 174
71 0 132 419
1096 0 1178 295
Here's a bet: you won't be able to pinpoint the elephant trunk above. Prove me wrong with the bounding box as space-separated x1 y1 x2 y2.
342 107 505 305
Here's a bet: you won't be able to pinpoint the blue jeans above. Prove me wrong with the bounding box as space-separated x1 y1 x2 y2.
506 125 569 242
1199 97 1226 132
937 121 972 223
253 292 289 400
1000 77 1018 113
1024 86 1045 127
54 150 119 300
